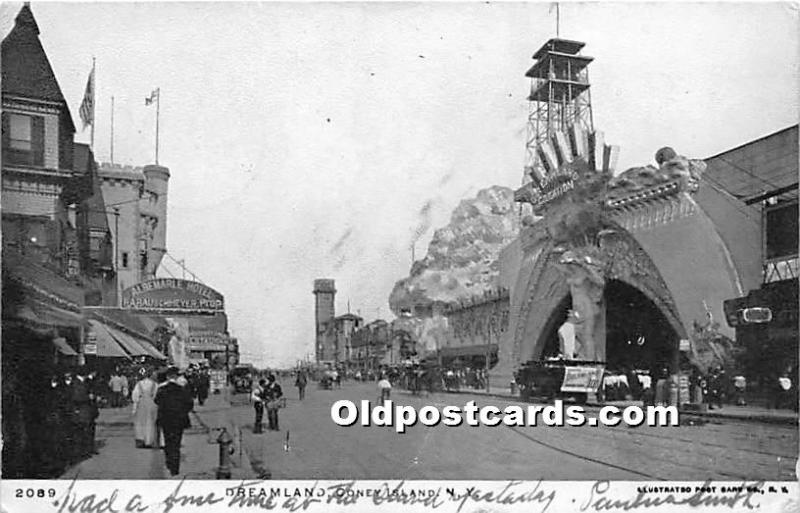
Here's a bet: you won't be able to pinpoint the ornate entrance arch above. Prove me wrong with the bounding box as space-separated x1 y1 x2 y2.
513 222 686 366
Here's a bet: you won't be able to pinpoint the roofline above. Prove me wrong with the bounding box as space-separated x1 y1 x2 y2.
705 124 798 161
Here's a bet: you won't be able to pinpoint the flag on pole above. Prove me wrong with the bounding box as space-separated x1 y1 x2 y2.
145 88 159 106
78 69 94 129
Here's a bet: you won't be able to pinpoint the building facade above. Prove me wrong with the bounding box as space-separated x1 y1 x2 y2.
350 319 390 371
439 289 509 367
333 313 362 363
718 126 798 387
97 162 169 297
1 5 165 478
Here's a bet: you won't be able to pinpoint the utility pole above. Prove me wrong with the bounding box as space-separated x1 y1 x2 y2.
155 88 161 165
113 207 120 306
110 95 115 164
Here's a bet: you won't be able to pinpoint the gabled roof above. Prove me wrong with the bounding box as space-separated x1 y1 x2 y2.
74 143 109 232
1 4 75 131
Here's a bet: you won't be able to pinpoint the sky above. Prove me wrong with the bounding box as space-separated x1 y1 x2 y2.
2 2 797 367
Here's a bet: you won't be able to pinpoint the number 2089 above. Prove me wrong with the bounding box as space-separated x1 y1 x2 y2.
15 488 56 498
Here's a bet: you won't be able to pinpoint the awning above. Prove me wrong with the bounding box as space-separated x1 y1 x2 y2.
53 337 78 356
3 250 85 307
107 325 166 360
101 324 150 357
14 299 84 328
87 320 130 359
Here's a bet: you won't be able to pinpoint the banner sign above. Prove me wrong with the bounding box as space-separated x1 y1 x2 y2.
561 365 604 393
121 278 224 313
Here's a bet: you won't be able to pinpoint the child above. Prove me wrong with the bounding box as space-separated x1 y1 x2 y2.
378 375 392 402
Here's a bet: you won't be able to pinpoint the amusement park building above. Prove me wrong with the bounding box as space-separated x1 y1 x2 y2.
488 124 798 388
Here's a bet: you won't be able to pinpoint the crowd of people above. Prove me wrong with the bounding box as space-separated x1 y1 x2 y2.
691 365 798 411
1 360 217 479
2 365 104 478
594 364 799 411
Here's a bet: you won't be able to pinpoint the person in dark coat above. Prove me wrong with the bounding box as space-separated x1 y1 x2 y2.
264 374 283 431
64 369 99 462
295 371 307 401
154 367 194 476
196 369 210 406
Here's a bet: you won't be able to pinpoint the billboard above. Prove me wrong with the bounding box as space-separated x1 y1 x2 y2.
121 278 224 314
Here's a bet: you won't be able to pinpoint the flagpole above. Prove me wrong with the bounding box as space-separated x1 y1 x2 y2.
555 3 560 38
155 87 160 165
110 95 115 164
90 57 96 150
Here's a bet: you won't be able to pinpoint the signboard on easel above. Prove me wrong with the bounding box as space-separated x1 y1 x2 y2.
84 331 97 355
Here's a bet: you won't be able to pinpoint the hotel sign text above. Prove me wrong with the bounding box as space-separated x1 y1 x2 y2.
121 278 225 313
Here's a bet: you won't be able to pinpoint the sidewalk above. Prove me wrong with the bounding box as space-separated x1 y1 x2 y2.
439 387 799 425
60 389 255 480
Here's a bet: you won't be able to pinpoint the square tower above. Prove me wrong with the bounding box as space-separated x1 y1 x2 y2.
313 279 336 362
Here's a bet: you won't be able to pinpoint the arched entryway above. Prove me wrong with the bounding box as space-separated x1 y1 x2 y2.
531 279 681 375
605 279 679 374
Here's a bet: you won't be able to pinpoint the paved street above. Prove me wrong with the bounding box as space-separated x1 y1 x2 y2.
232 379 798 481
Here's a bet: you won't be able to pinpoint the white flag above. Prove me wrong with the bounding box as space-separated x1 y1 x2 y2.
145 88 159 106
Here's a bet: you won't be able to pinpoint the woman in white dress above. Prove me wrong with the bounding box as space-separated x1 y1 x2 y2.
132 371 159 448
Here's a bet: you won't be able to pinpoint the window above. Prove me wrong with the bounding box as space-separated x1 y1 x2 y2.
89 235 102 252
2 112 44 166
765 201 798 260
121 252 129 268
9 114 31 151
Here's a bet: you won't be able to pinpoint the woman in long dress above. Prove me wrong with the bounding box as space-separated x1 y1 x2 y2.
132 371 159 448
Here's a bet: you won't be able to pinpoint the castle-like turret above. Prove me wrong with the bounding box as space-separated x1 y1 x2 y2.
143 164 169 277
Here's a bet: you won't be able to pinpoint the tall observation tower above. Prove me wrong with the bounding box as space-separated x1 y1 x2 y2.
515 38 596 207
313 279 336 362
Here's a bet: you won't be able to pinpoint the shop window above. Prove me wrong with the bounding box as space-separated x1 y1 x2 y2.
2 112 45 166
121 252 129 268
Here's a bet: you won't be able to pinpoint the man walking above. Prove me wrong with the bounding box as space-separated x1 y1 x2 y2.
264 374 283 431
155 367 194 476
197 369 210 406
251 379 266 433
295 371 307 401
109 370 126 408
